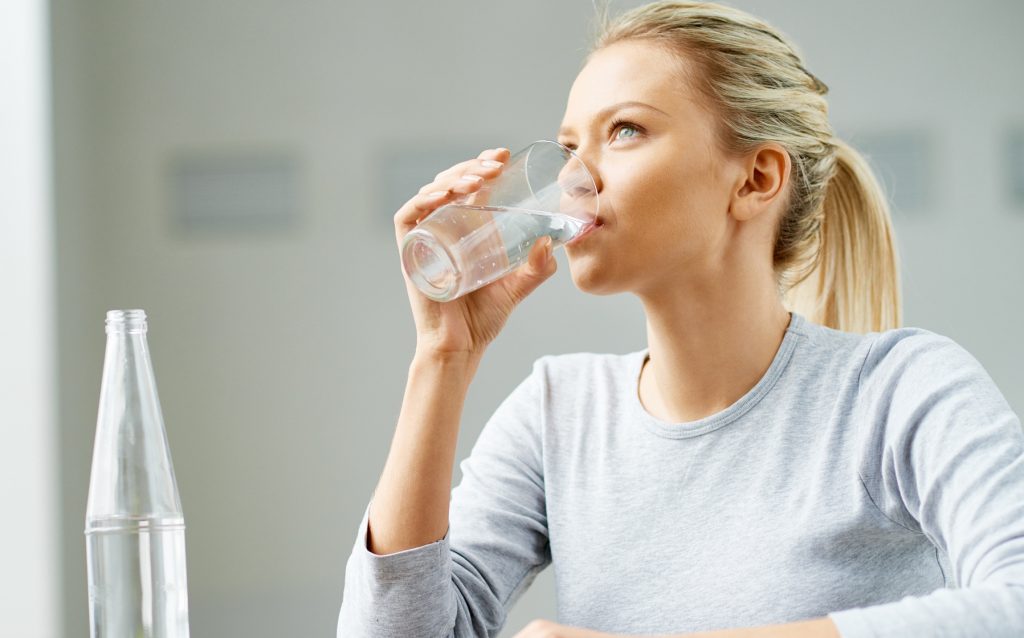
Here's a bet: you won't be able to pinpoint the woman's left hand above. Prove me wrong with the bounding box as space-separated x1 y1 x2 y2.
512 619 620 638
512 616 839 638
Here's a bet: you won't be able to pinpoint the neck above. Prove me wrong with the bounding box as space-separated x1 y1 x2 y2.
636 270 791 423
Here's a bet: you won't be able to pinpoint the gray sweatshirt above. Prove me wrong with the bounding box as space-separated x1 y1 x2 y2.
338 312 1024 637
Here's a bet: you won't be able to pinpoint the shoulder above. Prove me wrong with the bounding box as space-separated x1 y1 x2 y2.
851 325 1016 445
785 317 1006 424
524 350 643 400
780 314 877 383
530 349 642 382
858 325 989 392
791 315 984 391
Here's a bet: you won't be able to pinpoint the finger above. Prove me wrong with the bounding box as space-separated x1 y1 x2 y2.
396 148 511 230
527 235 555 274
394 188 454 228
406 158 508 224
452 151 510 208
448 156 506 195
478 146 510 161
503 236 557 302
420 149 509 195
423 163 467 191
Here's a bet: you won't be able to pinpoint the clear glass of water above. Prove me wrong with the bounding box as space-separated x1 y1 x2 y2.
401 140 599 302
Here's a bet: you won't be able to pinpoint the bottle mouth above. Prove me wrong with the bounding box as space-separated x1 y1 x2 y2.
105 309 148 334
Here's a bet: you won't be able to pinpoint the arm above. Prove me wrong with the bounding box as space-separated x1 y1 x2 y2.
667 617 840 638
338 145 558 637
337 351 479 638
508 616 839 637
339 357 553 638
828 332 1024 636
367 350 481 555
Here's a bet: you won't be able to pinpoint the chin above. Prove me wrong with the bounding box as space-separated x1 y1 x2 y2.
566 257 624 296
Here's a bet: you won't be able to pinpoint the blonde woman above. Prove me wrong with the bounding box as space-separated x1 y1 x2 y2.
338 2 1024 636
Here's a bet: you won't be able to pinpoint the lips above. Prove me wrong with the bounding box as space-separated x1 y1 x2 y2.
566 218 603 246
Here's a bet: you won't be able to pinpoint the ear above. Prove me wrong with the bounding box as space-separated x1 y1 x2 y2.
730 143 791 222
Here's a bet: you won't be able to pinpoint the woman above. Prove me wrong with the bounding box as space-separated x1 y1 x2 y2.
338 2 1024 636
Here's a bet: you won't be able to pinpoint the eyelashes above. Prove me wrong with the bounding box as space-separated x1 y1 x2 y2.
560 119 645 151
608 118 644 142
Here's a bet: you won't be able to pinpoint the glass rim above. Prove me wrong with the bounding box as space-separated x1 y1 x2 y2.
524 139 600 222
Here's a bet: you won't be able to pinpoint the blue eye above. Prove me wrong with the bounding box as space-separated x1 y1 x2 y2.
557 119 642 150
610 119 642 141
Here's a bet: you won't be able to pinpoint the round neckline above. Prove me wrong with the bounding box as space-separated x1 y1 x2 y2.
630 312 807 439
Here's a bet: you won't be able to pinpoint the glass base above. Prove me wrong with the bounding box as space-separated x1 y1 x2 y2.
401 230 458 302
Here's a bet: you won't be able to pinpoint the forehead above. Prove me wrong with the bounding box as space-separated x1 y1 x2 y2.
560 40 696 130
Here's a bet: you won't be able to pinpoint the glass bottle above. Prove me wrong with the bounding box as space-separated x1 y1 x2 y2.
85 309 190 638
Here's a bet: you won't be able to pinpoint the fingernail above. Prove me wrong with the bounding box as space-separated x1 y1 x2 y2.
481 160 502 168
426 190 447 199
459 174 483 182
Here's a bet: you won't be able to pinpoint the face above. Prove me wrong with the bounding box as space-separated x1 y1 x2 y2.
557 40 747 297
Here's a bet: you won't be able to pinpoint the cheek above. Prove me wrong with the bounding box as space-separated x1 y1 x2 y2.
613 153 724 250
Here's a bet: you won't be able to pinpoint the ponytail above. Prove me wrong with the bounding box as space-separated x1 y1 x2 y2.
783 140 902 333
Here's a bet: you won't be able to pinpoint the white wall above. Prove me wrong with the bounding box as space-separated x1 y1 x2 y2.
50 1 1023 637
0 1 59 636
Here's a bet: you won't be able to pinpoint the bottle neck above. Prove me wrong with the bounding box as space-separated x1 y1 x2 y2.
87 308 182 522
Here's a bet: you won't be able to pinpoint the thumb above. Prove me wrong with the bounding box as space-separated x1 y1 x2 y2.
505 236 557 300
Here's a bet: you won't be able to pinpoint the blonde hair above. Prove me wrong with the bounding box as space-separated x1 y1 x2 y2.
589 1 902 333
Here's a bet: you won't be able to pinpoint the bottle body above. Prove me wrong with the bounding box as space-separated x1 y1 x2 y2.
86 517 189 638
86 310 190 638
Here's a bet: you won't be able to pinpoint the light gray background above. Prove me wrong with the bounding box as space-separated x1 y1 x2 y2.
1 1 58 635
46 1 1023 636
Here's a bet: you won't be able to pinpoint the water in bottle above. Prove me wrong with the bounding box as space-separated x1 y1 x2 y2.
85 309 190 638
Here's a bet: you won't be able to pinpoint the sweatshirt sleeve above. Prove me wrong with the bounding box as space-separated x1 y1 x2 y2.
337 357 552 638
829 330 1024 637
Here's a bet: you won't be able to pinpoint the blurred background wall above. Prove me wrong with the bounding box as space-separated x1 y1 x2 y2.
5 0 1022 636
1 1 59 636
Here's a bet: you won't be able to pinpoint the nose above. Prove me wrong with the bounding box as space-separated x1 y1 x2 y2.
557 153 602 195
561 149 598 192
557 156 601 220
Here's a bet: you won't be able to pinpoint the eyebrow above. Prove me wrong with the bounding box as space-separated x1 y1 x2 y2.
558 101 669 137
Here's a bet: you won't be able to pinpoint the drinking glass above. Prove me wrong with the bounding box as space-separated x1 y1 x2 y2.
401 140 599 302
